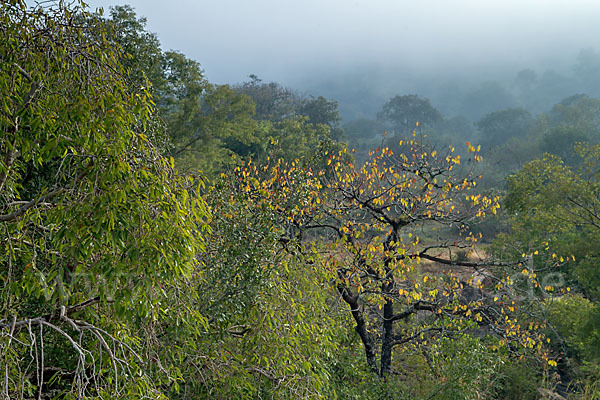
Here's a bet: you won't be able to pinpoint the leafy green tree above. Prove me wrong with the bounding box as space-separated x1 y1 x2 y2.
102 5 166 97
99 6 259 176
541 126 589 163
232 76 346 162
545 296 600 372
533 70 575 112
234 75 299 122
167 80 258 176
476 108 533 150
298 95 345 140
1 2 208 397
343 118 387 163
497 145 600 384
377 94 443 133
175 159 345 399
531 94 600 163
502 146 600 299
549 94 600 130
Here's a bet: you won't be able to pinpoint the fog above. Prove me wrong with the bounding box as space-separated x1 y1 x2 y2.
84 0 600 119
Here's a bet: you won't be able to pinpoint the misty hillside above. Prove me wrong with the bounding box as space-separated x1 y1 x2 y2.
295 51 600 121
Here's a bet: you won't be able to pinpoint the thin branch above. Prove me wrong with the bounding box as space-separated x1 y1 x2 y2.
171 131 207 157
0 296 102 330
0 187 63 222
390 302 436 322
409 251 524 269
391 327 442 347
0 148 16 194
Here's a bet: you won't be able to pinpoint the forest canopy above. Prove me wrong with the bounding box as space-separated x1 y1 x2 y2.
1 1 600 399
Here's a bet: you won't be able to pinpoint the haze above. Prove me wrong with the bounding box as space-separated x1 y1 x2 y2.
82 1 598 79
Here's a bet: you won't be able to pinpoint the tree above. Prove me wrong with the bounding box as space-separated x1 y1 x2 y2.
1 2 208 397
549 94 600 132
513 69 540 112
100 6 260 176
102 5 166 98
459 81 517 120
532 70 575 112
541 126 589 163
497 145 600 385
343 118 386 140
377 94 443 133
534 94 600 163
234 138 550 380
166 79 258 176
573 48 600 97
233 75 299 122
514 69 538 90
502 146 600 300
430 115 477 148
311 140 506 377
298 95 345 140
476 107 533 149
180 162 344 399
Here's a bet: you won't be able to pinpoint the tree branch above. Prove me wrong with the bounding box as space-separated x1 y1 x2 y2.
0 296 104 331
390 302 436 322
171 131 207 157
407 250 523 269
391 327 442 347
0 187 63 222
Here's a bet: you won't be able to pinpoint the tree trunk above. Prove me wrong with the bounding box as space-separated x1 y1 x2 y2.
380 230 397 376
338 286 378 374
380 297 394 376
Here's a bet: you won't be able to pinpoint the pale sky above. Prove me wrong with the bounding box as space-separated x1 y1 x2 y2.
81 0 600 86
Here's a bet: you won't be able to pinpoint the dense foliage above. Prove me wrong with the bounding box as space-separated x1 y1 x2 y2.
1 1 208 397
2 1 600 399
